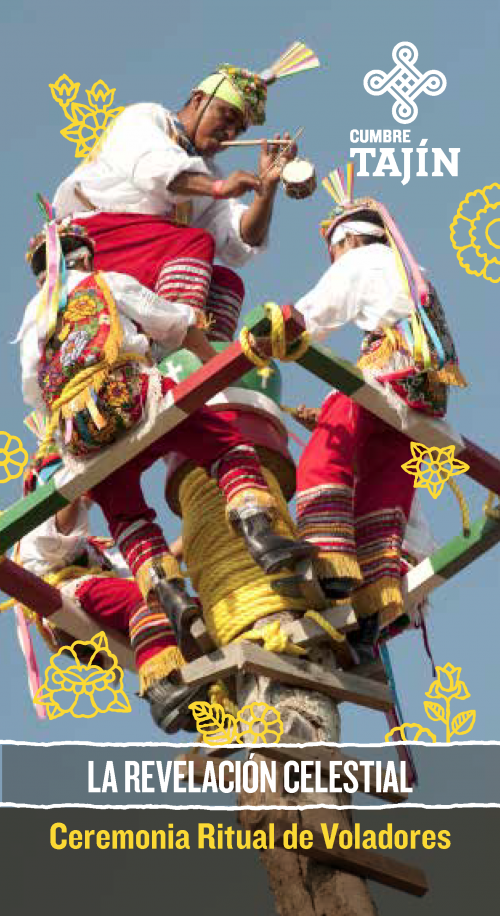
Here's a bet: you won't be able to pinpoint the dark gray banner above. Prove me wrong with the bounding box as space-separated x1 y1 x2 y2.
2 743 500 807
0 806 495 916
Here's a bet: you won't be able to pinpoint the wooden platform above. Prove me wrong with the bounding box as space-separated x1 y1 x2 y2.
176 642 394 712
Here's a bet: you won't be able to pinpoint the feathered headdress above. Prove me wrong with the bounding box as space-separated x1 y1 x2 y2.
259 41 320 84
198 42 320 126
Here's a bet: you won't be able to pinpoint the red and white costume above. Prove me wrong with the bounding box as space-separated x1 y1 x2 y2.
18 501 183 693
53 104 263 342
295 242 453 627
18 268 276 601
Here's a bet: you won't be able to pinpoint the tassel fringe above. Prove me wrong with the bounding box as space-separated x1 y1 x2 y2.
314 551 363 582
138 646 186 695
226 488 277 523
352 576 403 621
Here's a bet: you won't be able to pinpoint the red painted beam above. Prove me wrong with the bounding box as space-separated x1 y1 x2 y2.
171 303 306 414
460 436 500 495
0 556 62 617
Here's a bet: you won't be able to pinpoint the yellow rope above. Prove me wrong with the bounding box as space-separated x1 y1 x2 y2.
484 491 500 520
446 478 470 536
237 619 307 657
44 566 117 588
239 302 309 370
209 681 239 717
304 610 346 644
180 466 309 648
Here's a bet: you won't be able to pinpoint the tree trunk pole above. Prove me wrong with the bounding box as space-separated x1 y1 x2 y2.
236 616 379 916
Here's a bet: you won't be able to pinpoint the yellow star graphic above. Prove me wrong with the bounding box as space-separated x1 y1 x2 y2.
401 442 470 499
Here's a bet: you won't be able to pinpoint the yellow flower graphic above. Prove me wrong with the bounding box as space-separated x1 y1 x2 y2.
0 431 28 483
237 702 284 745
86 80 117 110
401 442 469 499
426 663 470 700
423 662 476 741
385 662 476 744
385 723 437 742
34 632 131 719
49 74 81 113
190 700 284 746
50 74 125 159
451 183 500 282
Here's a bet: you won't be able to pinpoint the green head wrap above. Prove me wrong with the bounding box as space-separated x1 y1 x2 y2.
196 65 267 126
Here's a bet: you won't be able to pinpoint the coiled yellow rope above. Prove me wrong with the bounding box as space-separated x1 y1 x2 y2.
180 466 309 648
239 302 309 369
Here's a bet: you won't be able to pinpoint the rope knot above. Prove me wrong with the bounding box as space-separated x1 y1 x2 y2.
239 302 309 369
241 619 307 657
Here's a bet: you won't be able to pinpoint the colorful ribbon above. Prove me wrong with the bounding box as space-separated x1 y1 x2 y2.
36 222 68 349
14 607 46 719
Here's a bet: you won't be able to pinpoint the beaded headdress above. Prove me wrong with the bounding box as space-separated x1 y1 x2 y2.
26 196 94 273
197 42 320 127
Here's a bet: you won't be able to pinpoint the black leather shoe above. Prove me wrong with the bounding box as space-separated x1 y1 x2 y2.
319 576 358 601
348 613 380 664
145 678 206 734
235 511 316 574
149 575 200 662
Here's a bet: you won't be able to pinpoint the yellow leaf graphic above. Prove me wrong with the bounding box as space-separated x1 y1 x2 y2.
451 710 476 737
423 701 447 723
189 701 238 746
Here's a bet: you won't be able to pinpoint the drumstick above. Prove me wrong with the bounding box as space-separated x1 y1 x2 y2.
259 127 304 180
219 139 293 148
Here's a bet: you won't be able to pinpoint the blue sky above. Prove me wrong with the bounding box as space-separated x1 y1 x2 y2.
0 0 499 751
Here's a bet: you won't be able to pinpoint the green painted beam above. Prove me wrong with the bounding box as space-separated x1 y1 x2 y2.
0 481 67 554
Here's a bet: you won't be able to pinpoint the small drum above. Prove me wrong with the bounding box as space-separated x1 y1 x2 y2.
281 157 317 199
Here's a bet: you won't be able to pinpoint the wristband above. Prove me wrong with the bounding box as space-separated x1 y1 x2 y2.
212 179 225 199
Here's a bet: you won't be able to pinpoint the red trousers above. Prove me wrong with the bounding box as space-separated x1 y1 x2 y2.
73 213 245 341
90 376 271 598
75 576 175 671
296 392 415 621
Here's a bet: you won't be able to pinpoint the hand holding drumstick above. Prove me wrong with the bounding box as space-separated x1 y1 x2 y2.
258 129 302 193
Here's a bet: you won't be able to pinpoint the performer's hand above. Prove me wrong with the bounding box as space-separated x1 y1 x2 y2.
217 170 261 198
294 404 320 431
259 132 297 193
184 326 218 363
